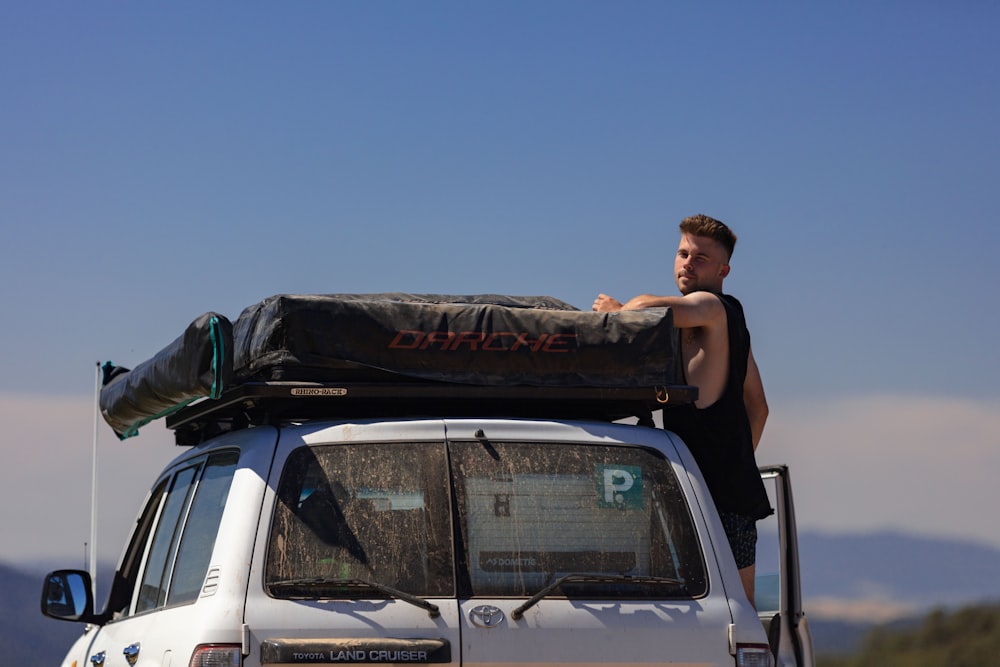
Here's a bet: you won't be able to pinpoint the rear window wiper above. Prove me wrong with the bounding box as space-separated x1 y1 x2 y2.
511 573 687 620
268 577 440 617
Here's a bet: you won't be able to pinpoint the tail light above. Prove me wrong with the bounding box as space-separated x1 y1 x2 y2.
189 644 242 667
736 642 774 667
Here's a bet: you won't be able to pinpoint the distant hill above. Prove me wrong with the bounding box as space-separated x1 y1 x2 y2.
792 531 1000 655
7 530 1000 662
796 530 1000 611
814 603 1000 666
1 562 89 666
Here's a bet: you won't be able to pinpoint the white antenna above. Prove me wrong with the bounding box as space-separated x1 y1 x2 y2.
90 361 100 598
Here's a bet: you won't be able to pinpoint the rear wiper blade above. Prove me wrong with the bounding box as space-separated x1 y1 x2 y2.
511 573 686 620
269 577 440 618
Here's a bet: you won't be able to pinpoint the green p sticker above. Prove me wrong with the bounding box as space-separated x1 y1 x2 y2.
597 464 643 509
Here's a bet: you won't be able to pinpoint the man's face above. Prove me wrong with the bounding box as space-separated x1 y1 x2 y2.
674 233 731 295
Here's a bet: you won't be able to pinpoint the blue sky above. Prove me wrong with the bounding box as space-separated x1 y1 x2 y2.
3 2 999 595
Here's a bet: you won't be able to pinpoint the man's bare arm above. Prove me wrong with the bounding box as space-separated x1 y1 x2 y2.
743 346 768 450
593 292 725 329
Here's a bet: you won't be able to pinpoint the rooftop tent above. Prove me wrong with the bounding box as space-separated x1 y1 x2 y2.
232 293 678 387
98 294 687 442
99 313 233 439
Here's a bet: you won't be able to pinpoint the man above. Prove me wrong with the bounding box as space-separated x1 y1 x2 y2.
592 214 771 605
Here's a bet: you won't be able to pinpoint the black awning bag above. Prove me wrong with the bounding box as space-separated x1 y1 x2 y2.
100 313 233 439
233 294 677 387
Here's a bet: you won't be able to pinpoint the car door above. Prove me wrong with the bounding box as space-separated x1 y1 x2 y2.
82 449 241 667
756 464 815 667
448 426 736 667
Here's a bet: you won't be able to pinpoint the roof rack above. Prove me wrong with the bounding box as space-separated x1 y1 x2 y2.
166 380 697 446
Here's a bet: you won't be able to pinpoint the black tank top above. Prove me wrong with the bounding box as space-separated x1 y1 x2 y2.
662 293 772 520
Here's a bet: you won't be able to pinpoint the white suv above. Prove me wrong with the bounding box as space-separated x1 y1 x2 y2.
42 294 813 667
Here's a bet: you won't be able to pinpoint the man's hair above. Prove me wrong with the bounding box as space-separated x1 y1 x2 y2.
679 214 737 259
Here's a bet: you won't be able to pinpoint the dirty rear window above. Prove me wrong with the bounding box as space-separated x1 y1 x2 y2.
451 441 706 598
265 440 705 601
266 442 454 598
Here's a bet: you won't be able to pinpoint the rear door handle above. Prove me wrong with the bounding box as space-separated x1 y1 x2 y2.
123 642 141 666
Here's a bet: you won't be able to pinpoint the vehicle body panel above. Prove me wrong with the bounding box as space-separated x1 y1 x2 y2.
45 418 810 667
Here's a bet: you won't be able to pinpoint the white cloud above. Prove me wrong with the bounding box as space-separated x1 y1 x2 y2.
1 393 180 567
807 596 920 623
6 391 1000 574
758 393 1000 549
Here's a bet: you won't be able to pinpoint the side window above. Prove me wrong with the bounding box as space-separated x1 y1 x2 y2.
755 473 782 614
133 450 239 614
104 479 169 619
169 450 240 604
136 465 199 612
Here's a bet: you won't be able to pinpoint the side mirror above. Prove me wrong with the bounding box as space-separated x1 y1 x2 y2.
41 570 95 623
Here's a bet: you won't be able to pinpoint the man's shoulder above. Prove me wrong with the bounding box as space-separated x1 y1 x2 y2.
716 293 750 344
690 289 739 303
687 290 736 315
689 291 748 335
676 291 727 332
713 291 741 304
712 292 745 315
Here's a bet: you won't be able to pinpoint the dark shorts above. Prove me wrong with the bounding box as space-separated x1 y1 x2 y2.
719 512 757 569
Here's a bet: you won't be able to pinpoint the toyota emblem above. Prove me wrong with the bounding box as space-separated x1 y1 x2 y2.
469 604 505 628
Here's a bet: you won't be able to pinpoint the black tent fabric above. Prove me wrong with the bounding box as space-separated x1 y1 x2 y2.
233 294 677 387
99 313 233 439
98 294 679 439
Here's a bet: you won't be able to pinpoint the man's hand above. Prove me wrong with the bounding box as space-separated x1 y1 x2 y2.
592 294 624 312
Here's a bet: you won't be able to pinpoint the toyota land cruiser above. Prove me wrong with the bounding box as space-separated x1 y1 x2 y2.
42 294 813 667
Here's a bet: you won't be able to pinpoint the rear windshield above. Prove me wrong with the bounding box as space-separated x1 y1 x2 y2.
265 439 705 600
451 441 706 598
266 442 455 597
